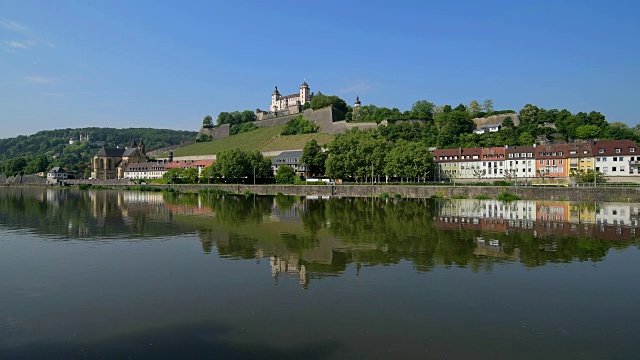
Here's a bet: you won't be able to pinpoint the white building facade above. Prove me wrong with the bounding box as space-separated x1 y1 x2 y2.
270 81 313 112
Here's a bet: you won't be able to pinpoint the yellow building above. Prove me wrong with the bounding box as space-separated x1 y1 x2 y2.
91 139 148 180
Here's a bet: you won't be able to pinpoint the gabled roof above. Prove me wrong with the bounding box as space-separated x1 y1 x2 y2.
192 160 215 167
505 145 536 154
122 148 138 157
96 147 125 157
593 139 639 155
48 166 64 173
272 150 304 165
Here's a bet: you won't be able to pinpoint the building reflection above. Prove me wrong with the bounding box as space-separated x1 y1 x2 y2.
434 199 640 242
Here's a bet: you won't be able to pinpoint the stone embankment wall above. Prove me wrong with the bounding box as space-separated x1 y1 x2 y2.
67 179 136 186
166 184 640 202
2 178 639 202
0 174 47 186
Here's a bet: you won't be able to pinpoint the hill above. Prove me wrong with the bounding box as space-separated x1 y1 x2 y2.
0 127 197 161
170 125 335 157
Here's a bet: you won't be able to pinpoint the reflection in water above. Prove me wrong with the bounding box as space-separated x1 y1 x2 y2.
1 188 639 286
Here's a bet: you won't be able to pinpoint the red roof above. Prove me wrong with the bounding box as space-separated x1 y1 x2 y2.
592 139 639 156
193 160 215 167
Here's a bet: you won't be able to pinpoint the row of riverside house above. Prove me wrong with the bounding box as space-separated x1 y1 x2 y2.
433 140 640 183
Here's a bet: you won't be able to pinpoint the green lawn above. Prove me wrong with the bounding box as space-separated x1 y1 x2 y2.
168 125 335 157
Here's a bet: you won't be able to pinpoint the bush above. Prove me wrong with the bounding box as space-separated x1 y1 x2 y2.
451 194 467 199
475 194 492 200
275 165 296 184
495 190 520 202
78 183 91 190
281 115 318 135
379 192 390 199
492 180 512 186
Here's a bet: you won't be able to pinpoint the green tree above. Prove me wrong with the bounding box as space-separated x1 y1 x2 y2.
467 100 482 117
217 148 250 183
203 115 213 128
201 163 222 183
23 155 49 174
163 168 185 183
570 168 607 184
483 99 494 115
276 165 296 184
410 100 435 121
518 132 535 146
247 150 272 181
575 125 601 139
309 94 348 115
183 167 199 183
301 139 328 177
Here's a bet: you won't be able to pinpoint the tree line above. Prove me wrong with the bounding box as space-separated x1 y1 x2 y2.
0 128 196 176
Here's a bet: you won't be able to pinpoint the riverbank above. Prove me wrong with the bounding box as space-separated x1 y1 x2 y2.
5 175 640 202
62 182 640 202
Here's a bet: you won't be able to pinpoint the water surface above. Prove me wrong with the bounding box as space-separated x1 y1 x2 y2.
1 188 639 359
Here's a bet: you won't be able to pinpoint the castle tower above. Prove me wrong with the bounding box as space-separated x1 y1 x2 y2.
354 94 361 108
271 86 281 112
300 80 310 104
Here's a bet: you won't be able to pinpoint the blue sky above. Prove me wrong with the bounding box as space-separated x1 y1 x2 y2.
1 0 639 138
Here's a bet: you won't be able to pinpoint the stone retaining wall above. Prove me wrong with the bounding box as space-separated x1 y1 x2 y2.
0 174 47 186
160 184 640 202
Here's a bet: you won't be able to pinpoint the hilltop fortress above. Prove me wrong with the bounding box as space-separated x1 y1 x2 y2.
198 81 377 141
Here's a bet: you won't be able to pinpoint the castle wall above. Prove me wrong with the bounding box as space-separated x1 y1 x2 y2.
197 123 230 140
472 113 521 129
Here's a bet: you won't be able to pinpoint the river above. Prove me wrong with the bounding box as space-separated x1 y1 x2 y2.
1 188 639 359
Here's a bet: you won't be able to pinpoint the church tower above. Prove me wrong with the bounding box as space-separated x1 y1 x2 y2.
271 86 281 112
354 94 361 108
300 80 310 104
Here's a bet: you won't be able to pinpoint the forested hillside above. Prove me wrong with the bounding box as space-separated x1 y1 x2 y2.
0 127 196 176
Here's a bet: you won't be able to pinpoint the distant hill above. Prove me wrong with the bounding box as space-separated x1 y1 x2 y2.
165 124 335 157
0 127 197 161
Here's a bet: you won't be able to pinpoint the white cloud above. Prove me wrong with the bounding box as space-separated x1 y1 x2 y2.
5 40 36 49
24 76 54 84
0 20 29 32
337 81 374 95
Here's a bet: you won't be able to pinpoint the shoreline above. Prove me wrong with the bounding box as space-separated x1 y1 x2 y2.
6 183 640 203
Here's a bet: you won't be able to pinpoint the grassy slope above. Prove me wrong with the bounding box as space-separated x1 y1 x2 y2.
172 125 335 156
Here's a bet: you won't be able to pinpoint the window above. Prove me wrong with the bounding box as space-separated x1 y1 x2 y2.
559 159 563 165
570 151 577 155
621 166 626 172
527 153 532 157
583 150 588 154
616 148 621 153
614 157 617 162
619 157 624 161
509 154 513 158
599 149 604 153
612 167 617 172
631 148 636 153
539 160 543 165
